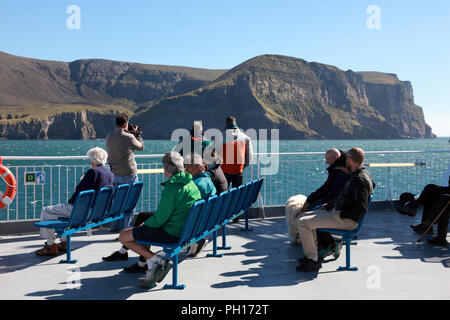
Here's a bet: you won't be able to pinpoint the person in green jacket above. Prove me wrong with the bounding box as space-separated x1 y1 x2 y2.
105 151 201 285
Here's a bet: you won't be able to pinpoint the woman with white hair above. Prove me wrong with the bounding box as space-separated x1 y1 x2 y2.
35 147 114 256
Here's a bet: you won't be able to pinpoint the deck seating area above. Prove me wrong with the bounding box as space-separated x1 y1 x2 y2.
0 206 448 300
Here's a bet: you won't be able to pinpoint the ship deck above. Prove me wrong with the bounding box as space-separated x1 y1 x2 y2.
0 208 448 300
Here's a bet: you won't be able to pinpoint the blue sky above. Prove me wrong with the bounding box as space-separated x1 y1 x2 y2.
1 0 449 136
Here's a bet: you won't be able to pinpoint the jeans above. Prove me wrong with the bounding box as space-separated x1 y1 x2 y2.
109 174 139 231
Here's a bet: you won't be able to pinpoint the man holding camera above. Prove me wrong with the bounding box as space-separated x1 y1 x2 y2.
106 113 144 231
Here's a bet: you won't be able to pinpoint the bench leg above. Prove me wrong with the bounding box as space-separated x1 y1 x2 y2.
207 230 223 258
337 237 357 271
164 254 185 290
60 235 77 264
240 210 253 232
218 226 231 250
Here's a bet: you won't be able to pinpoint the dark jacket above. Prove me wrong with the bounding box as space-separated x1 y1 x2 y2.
334 166 375 222
306 159 350 205
208 163 229 194
68 166 114 205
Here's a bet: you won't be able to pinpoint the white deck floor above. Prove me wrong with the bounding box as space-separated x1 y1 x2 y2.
0 209 448 300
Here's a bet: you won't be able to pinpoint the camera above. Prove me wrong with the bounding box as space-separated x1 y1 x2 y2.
127 123 142 138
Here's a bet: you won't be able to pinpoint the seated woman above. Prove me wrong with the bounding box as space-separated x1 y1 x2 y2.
184 153 217 257
114 151 202 285
35 147 114 256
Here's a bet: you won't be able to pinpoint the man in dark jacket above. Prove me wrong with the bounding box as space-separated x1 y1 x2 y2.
296 147 375 272
299 149 351 258
301 149 347 212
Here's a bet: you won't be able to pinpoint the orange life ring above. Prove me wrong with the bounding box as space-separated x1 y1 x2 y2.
0 157 17 210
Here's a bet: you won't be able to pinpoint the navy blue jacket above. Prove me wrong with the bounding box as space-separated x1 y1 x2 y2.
68 166 114 205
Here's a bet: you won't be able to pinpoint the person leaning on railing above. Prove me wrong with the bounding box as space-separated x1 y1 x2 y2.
35 147 114 256
102 151 202 284
295 147 375 272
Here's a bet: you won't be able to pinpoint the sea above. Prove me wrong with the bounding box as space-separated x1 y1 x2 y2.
1 138 449 221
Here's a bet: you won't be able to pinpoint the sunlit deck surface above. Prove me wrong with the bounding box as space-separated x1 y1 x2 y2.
0 208 448 300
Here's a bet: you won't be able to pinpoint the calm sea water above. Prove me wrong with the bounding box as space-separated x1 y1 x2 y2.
0 138 449 221
1 138 449 157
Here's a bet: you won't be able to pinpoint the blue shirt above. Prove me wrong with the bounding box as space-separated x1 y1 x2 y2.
193 171 217 200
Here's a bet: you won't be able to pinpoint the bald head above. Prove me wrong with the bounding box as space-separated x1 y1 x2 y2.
325 148 341 166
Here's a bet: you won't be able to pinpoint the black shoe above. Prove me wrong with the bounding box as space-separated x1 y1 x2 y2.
410 224 433 235
232 217 240 223
427 237 448 246
102 251 128 261
396 204 417 217
298 256 308 265
296 259 322 272
124 262 148 273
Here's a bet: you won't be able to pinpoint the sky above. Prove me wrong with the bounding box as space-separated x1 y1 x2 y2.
0 0 449 136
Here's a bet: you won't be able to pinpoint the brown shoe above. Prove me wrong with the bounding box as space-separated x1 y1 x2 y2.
58 241 67 252
35 243 58 256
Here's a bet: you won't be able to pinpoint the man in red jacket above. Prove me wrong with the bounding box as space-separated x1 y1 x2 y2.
219 116 253 223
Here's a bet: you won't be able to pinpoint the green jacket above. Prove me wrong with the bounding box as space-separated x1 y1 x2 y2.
144 171 201 237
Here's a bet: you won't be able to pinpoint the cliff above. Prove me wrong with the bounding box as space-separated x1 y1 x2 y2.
0 52 435 140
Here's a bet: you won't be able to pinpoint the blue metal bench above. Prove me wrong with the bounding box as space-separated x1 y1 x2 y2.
316 194 374 271
136 178 264 289
216 179 263 250
34 181 143 263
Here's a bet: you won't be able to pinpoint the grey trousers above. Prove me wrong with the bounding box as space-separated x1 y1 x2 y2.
296 209 358 260
39 203 74 245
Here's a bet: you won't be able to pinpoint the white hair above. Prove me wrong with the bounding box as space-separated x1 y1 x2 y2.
184 153 203 165
87 147 108 166
163 151 185 175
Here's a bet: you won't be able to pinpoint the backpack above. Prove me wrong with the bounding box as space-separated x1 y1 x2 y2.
399 192 415 206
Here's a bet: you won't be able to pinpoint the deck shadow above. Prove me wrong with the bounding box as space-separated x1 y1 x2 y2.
210 221 318 289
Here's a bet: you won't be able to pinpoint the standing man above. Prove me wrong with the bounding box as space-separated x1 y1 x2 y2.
220 116 253 223
295 147 375 272
106 113 144 231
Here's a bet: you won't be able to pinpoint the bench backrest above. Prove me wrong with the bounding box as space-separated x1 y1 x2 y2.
226 186 245 221
206 191 229 230
66 190 96 228
354 194 374 233
122 181 144 215
249 178 264 206
178 200 206 246
104 184 130 219
191 195 218 239
215 188 235 224
89 187 114 223
235 182 252 214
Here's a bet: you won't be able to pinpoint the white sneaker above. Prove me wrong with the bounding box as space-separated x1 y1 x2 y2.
195 239 209 255
186 243 198 257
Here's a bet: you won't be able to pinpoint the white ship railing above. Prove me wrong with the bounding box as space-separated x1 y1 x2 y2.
1 150 449 222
